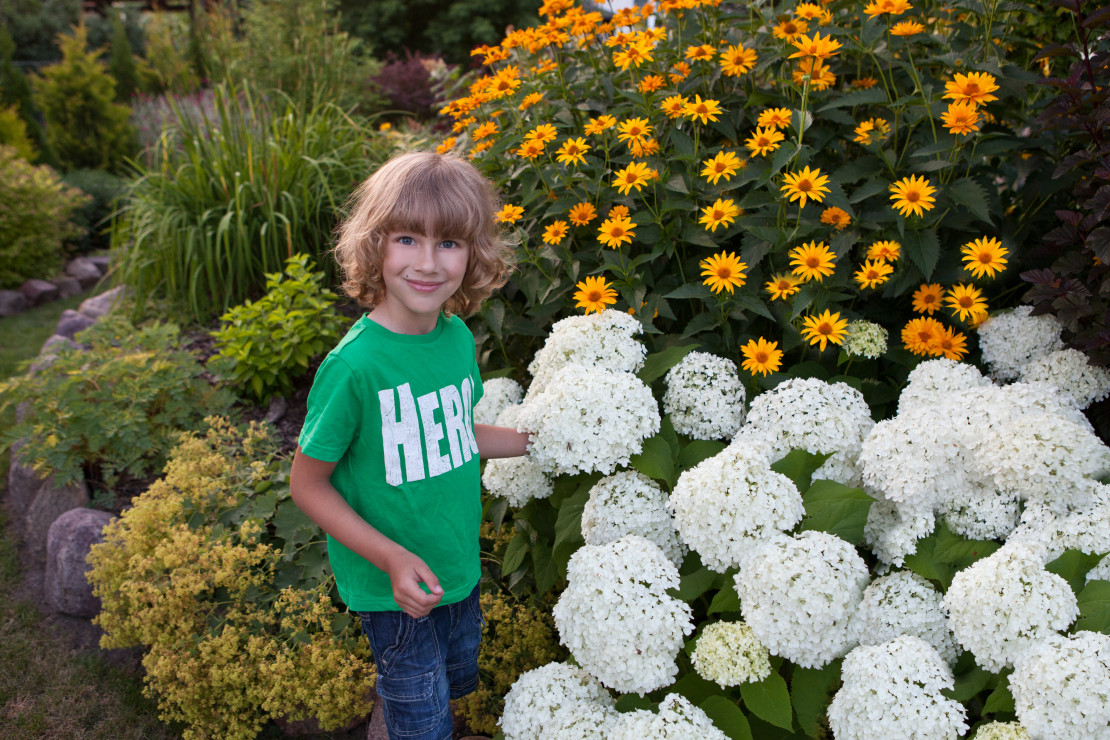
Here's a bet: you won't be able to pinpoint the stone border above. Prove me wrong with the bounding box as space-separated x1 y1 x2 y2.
0 255 111 318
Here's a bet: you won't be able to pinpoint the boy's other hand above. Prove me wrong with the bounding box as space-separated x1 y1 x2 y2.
386 549 444 618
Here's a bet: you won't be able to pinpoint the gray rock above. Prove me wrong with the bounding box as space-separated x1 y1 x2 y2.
65 257 102 289
55 309 97 340
7 440 42 517
55 275 83 299
0 289 27 317
86 255 111 274
23 475 89 562
19 278 59 306
41 334 78 355
78 285 126 319
265 396 288 424
45 507 115 617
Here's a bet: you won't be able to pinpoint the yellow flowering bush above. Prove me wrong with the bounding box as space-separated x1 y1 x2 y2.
444 0 1050 393
86 418 374 740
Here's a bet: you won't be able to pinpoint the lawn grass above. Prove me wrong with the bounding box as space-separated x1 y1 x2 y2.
0 293 91 379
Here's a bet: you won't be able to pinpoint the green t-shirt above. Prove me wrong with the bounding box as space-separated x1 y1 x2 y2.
297 312 484 611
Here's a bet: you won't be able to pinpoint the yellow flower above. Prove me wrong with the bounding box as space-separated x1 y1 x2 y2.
864 0 913 16
567 202 597 226
765 273 801 300
852 76 879 89
608 204 630 220
781 166 831 208
519 92 544 110
598 215 636 248
630 136 660 157
701 151 743 185
468 140 493 159
789 240 837 282
574 276 618 315
613 39 655 70
745 126 785 157
660 94 689 119
853 117 890 145
961 236 1009 278
495 204 524 224
944 71 1000 106
435 137 458 154
685 43 717 61
720 44 757 76
933 324 968 360
945 283 988 322
890 20 926 36
942 100 982 136
684 94 724 124
741 337 784 376
617 117 653 146
612 161 657 195
793 58 837 90
902 317 945 356
700 251 749 294
556 137 591 166
801 309 849 351
866 240 902 262
473 121 499 140
584 115 617 135
889 175 937 217
489 66 523 97
515 139 546 159
526 123 558 143
543 220 569 245
911 283 943 314
773 18 809 42
820 206 851 230
639 74 666 92
854 259 894 289
699 198 741 232
789 32 842 60
793 2 825 20
758 107 793 130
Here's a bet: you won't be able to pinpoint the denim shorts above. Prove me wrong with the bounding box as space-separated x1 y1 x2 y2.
357 584 483 740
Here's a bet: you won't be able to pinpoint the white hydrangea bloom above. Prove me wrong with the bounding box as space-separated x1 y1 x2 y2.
1020 347 1110 409
473 376 523 426
1087 555 1110 584
743 378 875 465
691 621 771 686
942 542 1078 672
499 661 615 740
581 471 686 566
516 364 660 475
553 536 693 694
481 455 553 507
527 309 646 395
1010 631 1110 740
977 305 1064 382
545 701 620 739
608 694 728 740
897 357 992 414
735 531 869 668
827 636 968 740
662 351 746 440
1008 481 1110 563
864 499 936 566
851 570 959 664
972 722 1031 740
668 444 803 572
494 400 526 429
939 480 1020 541
842 319 888 359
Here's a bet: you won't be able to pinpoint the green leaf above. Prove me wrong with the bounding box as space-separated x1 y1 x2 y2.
905 521 999 589
669 565 720 601
638 344 699 383
708 582 741 614
678 440 727 472
501 532 528 574
790 661 841 738
799 480 874 546
532 538 559 595
1076 580 1110 634
948 663 992 702
949 177 992 224
903 229 940 280
699 696 753 740
982 681 1016 714
816 87 888 111
669 673 722 707
1045 549 1104 597
741 671 793 731
552 485 589 578
630 434 676 487
770 449 832 493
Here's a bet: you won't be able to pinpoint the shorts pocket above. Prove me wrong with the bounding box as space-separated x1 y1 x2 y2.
359 610 417 674
376 670 448 738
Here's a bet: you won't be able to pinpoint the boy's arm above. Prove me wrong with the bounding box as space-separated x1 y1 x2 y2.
289 447 444 618
474 424 531 459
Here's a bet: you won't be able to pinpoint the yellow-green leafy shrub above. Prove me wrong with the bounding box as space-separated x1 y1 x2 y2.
0 105 36 161
87 418 375 740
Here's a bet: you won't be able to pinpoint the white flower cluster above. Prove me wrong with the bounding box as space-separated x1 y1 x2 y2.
851 570 959 664
735 531 869 668
662 351 746 439
864 499 936 567
1010 631 1110 739
1087 555 1110 584
941 542 1078 672
691 621 771 687
481 455 553 507
545 701 619 739
608 694 728 740
896 358 992 414
527 309 645 395
499 661 614 740
515 363 660 475
1020 347 1110 409
580 471 686 565
1008 481 1110 562
472 376 523 426
972 722 1031 740
842 319 888 359
668 442 803 572
827 635 968 740
553 536 693 694
977 305 1064 381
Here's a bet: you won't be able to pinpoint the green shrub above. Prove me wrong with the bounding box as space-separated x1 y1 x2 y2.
107 15 139 102
113 84 391 321
0 0 80 63
61 168 129 253
0 105 36 161
138 12 201 94
32 23 135 172
211 254 347 403
87 418 375 740
0 26 54 165
0 315 233 489
0 145 88 288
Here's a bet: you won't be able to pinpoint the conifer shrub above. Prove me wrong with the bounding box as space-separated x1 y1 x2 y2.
0 105 36 161
107 15 139 102
61 167 128 252
87 419 376 740
0 25 54 165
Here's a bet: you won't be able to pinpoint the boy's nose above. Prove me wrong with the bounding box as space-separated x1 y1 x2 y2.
414 243 439 271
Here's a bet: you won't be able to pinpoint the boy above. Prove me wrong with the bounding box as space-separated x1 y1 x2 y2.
290 151 530 740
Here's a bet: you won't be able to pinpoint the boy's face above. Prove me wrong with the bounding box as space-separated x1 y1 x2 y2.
372 230 469 335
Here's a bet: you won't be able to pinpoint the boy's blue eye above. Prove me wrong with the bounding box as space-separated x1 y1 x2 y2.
397 235 414 245
440 240 459 249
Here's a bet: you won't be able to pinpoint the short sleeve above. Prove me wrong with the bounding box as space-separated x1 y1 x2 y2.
298 354 361 462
